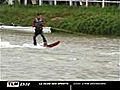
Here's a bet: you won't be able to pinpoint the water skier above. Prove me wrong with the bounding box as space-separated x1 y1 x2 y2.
32 13 47 46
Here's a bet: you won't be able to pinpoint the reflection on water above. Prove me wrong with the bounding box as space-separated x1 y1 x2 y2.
0 30 120 81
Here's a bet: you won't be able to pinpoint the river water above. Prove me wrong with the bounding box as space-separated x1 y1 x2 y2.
0 30 120 81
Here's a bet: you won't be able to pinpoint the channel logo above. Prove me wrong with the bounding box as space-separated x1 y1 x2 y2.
7 81 19 87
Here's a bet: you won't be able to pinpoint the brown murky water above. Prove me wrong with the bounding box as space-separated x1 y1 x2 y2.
0 30 120 81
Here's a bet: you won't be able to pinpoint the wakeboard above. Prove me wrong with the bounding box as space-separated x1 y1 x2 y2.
46 41 60 48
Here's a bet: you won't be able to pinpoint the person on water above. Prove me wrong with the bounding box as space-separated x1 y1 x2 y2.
32 13 47 46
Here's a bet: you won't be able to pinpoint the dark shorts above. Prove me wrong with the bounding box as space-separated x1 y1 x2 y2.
35 28 43 35
33 28 47 43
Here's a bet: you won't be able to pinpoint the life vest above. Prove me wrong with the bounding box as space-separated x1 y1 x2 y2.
34 18 44 29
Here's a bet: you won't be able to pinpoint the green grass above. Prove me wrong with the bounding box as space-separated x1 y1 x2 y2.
0 5 119 36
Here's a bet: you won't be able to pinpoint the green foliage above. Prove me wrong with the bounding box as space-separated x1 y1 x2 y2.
0 5 119 36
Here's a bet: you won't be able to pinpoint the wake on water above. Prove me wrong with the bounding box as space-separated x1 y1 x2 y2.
0 41 119 55
0 41 46 49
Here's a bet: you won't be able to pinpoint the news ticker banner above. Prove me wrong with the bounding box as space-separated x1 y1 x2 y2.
0 81 120 89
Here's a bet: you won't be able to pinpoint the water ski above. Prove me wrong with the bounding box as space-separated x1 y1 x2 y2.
46 41 60 48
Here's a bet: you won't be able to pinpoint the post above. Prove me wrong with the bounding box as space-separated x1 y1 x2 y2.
85 0 88 7
74 0 77 6
54 0 57 5
8 0 14 5
24 0 27 5
102 0 105 8
79 0 82 6
49 0 53 5
31 0 37 5
69 0 72 6
18 0 21 4
39 0 42 6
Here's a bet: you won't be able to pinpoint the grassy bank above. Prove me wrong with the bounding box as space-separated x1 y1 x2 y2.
0 5 119 36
